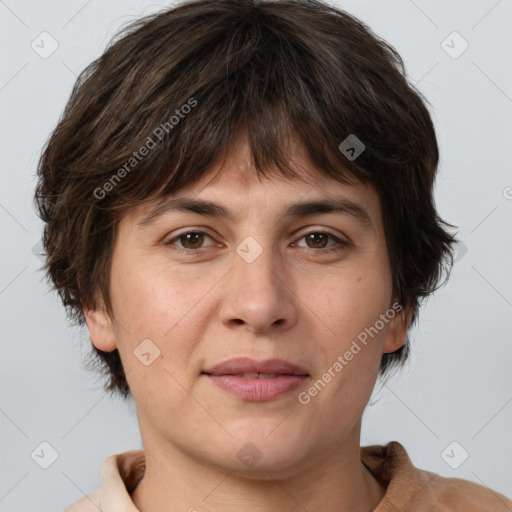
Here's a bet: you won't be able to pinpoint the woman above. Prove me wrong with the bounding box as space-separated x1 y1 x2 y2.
34 0 512 510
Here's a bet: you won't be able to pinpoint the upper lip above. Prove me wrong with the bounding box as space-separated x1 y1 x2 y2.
202 357 309 376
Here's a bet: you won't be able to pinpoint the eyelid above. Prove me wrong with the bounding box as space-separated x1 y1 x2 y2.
164 226 351 254
164 228 217 249
294 226 350 243
292 230 351 252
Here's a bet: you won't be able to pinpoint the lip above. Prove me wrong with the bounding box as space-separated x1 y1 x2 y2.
202 357 309 376
202 358 310 402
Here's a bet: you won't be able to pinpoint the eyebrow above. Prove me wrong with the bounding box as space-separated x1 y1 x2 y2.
136 196 373 229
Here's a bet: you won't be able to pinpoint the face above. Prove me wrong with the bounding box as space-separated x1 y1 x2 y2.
86 135 410 477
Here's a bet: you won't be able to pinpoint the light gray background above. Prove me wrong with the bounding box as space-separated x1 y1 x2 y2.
1 0 511 510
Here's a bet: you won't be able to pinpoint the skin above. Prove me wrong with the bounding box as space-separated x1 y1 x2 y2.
85 131 412 512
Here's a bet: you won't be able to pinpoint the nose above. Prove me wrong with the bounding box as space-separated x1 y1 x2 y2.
218 242 298 334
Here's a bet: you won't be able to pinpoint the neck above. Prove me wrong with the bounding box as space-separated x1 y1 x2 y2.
130 416 386 512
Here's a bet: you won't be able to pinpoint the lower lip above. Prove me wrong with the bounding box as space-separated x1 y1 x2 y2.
204 374 309 401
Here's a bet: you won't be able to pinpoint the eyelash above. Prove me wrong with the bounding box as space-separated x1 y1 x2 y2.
163 229 351 255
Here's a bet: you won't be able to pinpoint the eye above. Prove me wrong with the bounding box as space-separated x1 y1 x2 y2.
164 229 350 255
294 231 350 252
164 231 214 253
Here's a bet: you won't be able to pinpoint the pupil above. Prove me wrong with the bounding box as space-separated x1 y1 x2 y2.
184 232 202 248
308 233 327 248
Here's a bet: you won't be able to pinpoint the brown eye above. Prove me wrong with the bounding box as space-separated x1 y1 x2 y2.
178 232 205 249
165 231 215 253
295 231 350 253
304 233 330 249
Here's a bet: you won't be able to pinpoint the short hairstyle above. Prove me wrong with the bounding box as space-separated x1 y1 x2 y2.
34 0 455 400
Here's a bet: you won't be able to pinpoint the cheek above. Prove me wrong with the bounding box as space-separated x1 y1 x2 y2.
108 264 177 376
303 274 389 411
111 256 201 336
309 269 391 346
110 258 221 385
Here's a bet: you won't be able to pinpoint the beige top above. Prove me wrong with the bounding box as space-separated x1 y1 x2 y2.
64 441 512 511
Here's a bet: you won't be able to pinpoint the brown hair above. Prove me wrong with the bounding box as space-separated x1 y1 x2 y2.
34 0 455 400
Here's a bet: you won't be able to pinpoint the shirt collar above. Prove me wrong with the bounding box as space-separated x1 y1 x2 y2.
97 441 436 511
99 449 145 512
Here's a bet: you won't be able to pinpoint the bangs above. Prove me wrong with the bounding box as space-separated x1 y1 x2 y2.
83 6 376 218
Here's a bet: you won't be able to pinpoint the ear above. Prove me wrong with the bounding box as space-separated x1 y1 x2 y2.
382 302 413 354
83 297 118 352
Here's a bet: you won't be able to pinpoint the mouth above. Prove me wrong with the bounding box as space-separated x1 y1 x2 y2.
202 358 310 401
202 357 309 377
203 373 302 379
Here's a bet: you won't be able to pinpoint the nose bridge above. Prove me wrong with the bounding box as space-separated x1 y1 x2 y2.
219 232 297 332
234 233 283 299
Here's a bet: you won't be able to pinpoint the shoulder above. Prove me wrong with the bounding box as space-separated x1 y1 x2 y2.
428 474 512 511
63 488 100 512
361 441 512 511
62 449 145 512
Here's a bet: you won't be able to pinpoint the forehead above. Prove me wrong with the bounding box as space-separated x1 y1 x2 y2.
122 134 380 228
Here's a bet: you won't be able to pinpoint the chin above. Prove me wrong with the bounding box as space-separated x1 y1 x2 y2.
211 428 312 476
